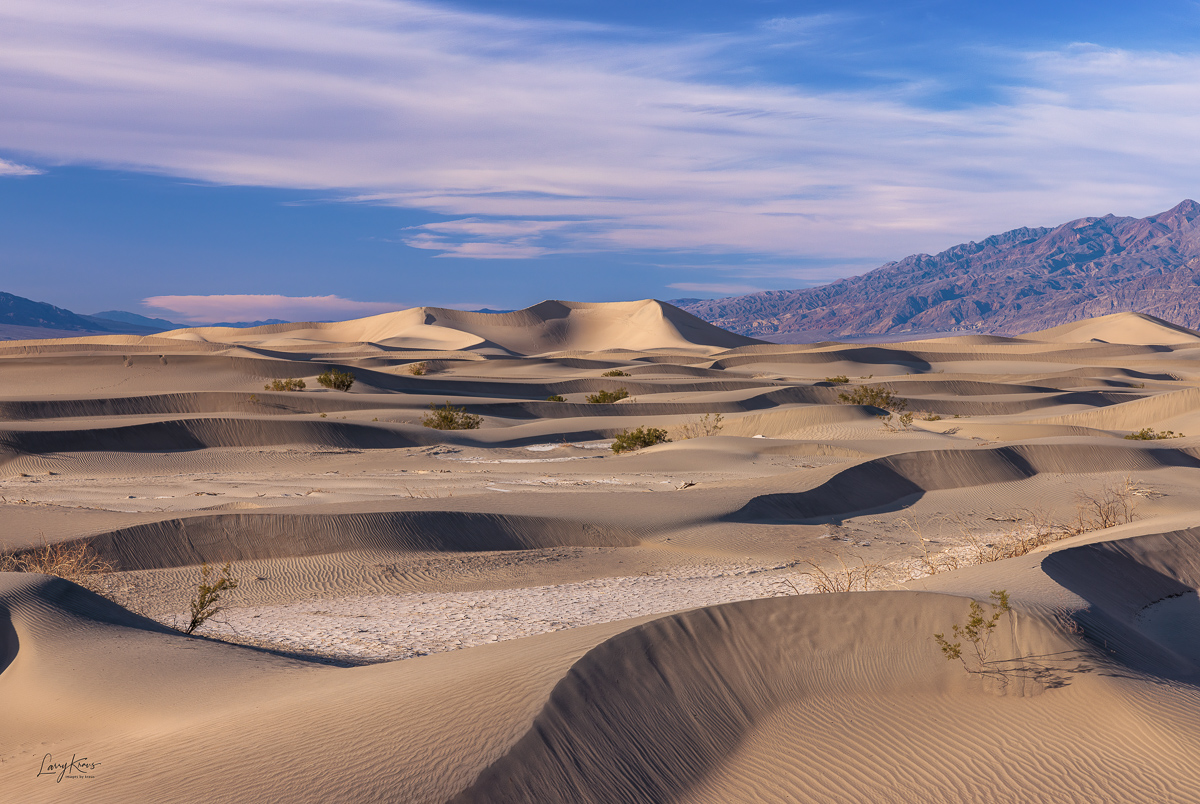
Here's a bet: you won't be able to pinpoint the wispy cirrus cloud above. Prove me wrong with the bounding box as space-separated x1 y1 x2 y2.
142 294 400 323
1 1 1199 269
0 158 41 176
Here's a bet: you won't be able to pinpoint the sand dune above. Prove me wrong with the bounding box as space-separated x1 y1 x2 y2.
1027 311 1200 345
167 299 761 355
5 304 1200 802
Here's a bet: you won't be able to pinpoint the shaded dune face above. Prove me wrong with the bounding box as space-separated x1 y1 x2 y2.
0 603 16 676
1044 529 1200 676
453 591 1197 804
732 443 1200 523
83 512 639 571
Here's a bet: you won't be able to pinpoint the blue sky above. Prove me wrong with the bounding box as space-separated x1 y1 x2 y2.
1 0 1199 323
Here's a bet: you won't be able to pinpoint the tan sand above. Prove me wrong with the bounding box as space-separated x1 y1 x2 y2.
4 299 1200 802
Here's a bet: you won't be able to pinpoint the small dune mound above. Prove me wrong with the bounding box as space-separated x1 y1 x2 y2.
1025 312 1200 345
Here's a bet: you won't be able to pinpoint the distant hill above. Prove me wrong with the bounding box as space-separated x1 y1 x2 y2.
679 200 1200 341
1 291 105 332
89 310 183 331
0 293 304 340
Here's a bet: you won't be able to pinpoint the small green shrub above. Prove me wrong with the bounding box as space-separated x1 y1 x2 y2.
265 377 306 392
824 375 850 384
586 388 629 404
185 562 239 635
922 413 942 421
317 369 355 391
1125 427 1184 440
612 426 670 453
602 369 630 377
546 394 566 402
838 384 908 411
934 590 1010 675
408 362 428 376
422 401 482 430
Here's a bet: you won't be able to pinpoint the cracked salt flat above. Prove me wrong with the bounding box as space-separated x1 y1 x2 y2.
189 565 815 662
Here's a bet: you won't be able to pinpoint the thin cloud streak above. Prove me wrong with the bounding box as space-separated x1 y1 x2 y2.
143 294 401 323
0 158 42 176
1 1 1198 267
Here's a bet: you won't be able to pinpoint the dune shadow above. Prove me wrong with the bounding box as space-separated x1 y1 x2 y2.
0 603 17 675
1042 529 1200 682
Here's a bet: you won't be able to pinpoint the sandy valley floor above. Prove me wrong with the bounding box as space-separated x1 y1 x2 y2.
6 300 1200 802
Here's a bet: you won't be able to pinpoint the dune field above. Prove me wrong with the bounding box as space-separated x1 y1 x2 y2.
6 299 1200 802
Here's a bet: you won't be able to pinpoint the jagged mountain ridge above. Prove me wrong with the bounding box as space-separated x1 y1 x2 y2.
680 200 1200 340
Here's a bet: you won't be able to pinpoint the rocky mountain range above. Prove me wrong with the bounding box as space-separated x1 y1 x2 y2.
679 200 1200 341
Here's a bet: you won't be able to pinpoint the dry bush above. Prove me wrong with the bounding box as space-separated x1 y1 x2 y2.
408 362 428 376
877 411 915 432
838 384 908 412
611 426 670 453
265 378 305 391
796 551 890 593
586 388 629 404
898 519 963 576
922 413 942 421
1125 427 1183 440
422 401 482 430
0 538 113 581
184 562 239 635
674 413 724 439
317 369 355 391
1072 476 1140 531
601 369 630 377
824 375 849 384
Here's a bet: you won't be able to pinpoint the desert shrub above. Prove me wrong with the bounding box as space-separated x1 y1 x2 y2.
795 551 889 593
602 369 630 377
922 413 942 421
546 394 566 402
878 411 915 432
184 562 239 635
675 413 724 439
838 384 908 411
317 369 355 391
422 401 482 430
0 538 113 580
586 388 629 404
408 362 428 376
1125 427 1183 440
265 377 306 392
611 426 670 453
824 375 850 384
934 590 1010 674
1072 476 1140 531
